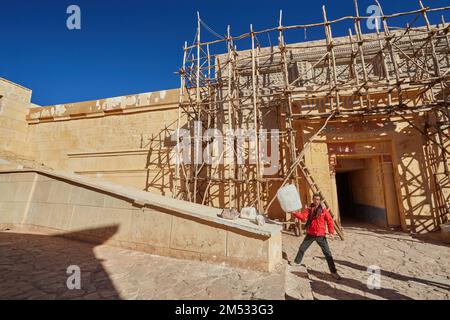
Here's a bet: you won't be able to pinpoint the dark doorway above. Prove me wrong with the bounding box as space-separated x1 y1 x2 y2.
336 172 354 223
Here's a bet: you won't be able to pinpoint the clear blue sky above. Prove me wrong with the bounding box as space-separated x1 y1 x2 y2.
1 0 448 105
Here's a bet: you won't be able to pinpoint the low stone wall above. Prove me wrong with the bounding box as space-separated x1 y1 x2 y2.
0 170 282 271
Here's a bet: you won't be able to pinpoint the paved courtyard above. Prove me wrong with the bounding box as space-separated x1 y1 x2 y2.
0 229 284 300
283 222 450 300
1 222 449 300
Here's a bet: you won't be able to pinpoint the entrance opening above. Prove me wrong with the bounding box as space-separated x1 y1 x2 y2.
335 157 397 227
336 172 354 223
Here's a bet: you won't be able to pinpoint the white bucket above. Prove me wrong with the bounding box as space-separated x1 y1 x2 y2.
277 184 302 213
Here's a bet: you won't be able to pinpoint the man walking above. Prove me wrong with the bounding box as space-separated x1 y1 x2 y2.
291 193 341 280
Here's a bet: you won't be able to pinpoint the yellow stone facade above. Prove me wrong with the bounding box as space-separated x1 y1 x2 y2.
1 76 448 234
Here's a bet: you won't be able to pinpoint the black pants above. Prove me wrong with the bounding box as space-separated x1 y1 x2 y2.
294 234 337 273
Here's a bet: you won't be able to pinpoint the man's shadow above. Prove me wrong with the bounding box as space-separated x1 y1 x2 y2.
330 258 450 291
307 269 413 300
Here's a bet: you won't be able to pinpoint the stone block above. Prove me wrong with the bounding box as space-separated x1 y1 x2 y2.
25 202 52 226
97 207 133 241
46 203 74 230
128 208 172 247
0 181 17 202
0 174 11 182
47 180 73 204
227 229 268 261
103 194 133 209
31 180 52 203
69 186 105 207
13 181 35 202
69 205 102 231
0 202 27 224
9 172 36 182
170 215 227 256
36 173 53 182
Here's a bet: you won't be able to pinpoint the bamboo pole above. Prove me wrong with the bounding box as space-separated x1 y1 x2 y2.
251 23 262 213
173 41 188 199
192 11 201 203
348 28 364 109
232 44 243 209
375 1 403 107
373 12 392 106
322 5 340 113
353 0 371 110
226 25 235 209
205 43 213 205
278 10 301 211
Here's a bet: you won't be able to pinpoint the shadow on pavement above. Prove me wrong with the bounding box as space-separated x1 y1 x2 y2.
308 269 413 300
331 258 450 292
0 225 120 300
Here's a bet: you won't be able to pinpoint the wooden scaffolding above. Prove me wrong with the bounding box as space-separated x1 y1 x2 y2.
171 1 450 236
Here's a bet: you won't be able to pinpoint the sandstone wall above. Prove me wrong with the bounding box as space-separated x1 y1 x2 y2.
0 170 282 271
1 75 445 234
0 78 35 159
26 89 181 195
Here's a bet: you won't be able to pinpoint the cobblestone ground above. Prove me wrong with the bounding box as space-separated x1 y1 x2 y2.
282 222 450 300
0 229 284 300
2 223 449 300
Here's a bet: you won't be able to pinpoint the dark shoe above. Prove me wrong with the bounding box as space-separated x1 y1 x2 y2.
331 272 342 281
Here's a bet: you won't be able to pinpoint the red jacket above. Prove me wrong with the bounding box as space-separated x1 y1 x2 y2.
293 204 334 236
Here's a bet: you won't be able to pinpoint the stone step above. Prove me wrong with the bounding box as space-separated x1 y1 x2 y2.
285 264 314 300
